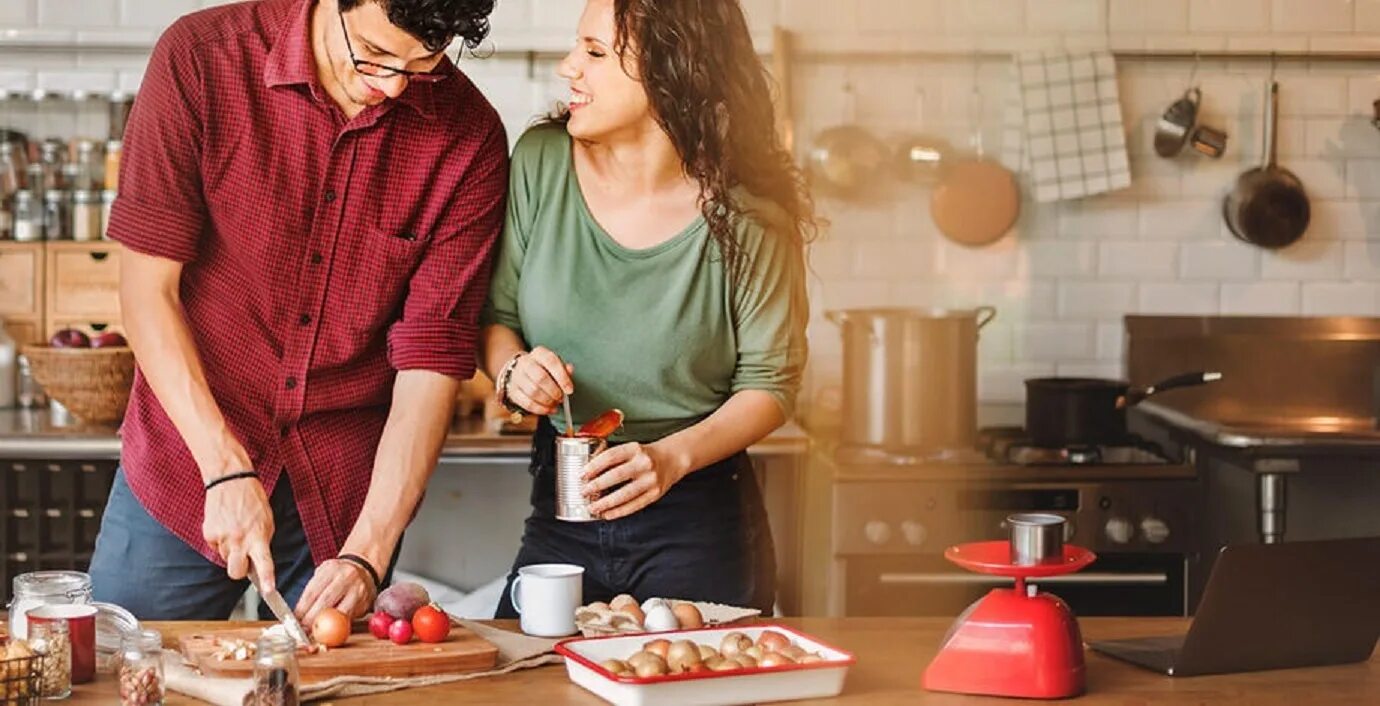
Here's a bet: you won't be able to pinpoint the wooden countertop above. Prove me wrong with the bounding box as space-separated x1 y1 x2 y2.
65 617 1380 704
0 409 808 461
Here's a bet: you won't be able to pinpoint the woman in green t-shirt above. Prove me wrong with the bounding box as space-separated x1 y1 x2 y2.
481 0 814 615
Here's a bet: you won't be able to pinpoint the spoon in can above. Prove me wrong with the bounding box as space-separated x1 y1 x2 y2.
562 393 575 438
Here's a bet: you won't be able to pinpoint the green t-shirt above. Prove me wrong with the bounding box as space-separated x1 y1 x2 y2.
481 124 808 443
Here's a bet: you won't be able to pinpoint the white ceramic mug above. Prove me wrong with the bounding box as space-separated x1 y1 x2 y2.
510 563 584 637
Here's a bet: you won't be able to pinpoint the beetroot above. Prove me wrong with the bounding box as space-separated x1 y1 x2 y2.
50 328 90 348
375 581 431 621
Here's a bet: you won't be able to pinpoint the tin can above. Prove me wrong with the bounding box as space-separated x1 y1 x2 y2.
555 436 601 522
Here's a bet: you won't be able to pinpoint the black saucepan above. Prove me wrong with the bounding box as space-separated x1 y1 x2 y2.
1025 371 1222 448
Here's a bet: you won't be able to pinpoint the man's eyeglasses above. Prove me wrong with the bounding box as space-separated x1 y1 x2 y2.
338 9 447 83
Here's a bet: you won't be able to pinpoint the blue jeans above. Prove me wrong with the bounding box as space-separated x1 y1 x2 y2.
495 419 777 618
89 469 315 621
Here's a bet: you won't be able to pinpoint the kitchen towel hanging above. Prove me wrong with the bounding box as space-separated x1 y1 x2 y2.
1002 50 1132 202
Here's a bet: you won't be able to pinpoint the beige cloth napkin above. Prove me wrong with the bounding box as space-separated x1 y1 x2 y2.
165 620 564 705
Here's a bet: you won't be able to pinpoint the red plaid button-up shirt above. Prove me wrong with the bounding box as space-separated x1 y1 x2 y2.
107 0 507 565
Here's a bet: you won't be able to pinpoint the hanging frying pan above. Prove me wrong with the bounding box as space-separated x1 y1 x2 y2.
930 84 1019 247
1223 80 1310 249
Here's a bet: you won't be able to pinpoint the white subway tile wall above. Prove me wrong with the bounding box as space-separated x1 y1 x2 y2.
4 0 1378 407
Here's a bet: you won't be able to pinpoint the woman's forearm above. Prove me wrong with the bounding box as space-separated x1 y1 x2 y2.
479 324 527 381
653 390 785 477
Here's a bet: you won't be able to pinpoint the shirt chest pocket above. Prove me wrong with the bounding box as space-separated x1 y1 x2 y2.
332 225 432 338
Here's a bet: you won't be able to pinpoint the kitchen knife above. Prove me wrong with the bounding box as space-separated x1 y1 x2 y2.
249 568 312 647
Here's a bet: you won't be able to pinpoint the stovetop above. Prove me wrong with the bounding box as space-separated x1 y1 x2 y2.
831 427 1193 482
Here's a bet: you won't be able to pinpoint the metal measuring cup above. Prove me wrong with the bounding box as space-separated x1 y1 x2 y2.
1007 513 1066 565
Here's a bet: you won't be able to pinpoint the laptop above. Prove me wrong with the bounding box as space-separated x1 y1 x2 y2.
1090 536 1380 677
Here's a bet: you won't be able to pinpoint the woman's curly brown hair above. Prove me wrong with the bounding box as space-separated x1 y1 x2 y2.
558 0 817 286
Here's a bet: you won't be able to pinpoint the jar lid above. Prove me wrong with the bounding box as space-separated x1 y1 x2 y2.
44 189 67 201
72 189 99 203
13 570 92 598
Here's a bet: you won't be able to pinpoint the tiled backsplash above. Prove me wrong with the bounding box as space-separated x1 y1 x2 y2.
4 0 1379 410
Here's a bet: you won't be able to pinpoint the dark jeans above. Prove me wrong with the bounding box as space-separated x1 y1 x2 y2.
495 419 777 617
90 469 402 621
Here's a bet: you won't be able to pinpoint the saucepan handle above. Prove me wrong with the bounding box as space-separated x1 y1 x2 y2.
975 306 997 330
1120 371 1223 408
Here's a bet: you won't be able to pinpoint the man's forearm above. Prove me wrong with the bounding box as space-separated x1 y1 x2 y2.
121 254 250 482
342 369 460 574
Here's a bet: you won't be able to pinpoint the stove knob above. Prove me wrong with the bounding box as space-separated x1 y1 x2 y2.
864 520 892 546
1140 517 1171 544
901 520 927 547
1104 517 1135 545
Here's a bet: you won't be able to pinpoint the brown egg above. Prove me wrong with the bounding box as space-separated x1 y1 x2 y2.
610 594 638 611
670 602 704 630
616 603 645 627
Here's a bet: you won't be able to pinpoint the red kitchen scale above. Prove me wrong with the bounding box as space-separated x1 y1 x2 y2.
923 516 1097 699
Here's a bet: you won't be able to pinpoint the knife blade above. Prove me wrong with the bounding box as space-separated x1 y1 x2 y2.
249 568 312 647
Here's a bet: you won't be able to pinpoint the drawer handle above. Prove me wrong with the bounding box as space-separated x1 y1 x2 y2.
90 251 110 262
90 322 109 332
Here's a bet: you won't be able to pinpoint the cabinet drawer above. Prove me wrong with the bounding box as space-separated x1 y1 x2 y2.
3 318 43 346
0 243 43 317
47 243 122 319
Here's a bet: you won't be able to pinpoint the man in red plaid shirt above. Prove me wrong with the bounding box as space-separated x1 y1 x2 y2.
91 0 507 622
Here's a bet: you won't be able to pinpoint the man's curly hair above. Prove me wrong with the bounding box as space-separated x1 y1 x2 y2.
339 0 495 53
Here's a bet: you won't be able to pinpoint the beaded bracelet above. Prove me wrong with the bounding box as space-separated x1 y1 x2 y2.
495 352 526 417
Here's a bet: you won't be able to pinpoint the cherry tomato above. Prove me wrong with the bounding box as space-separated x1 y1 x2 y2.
411 604 450 643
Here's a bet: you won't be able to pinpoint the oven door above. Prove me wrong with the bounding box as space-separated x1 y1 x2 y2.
844 553 1187 617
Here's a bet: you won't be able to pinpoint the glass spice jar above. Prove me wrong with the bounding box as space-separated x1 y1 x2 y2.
29 618 73 700
118 629 164 706
71 189 100 242
250 635 300 706
43 188 69 241
13 189 39 242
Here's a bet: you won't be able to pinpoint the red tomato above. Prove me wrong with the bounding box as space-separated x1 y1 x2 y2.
411 604 450 643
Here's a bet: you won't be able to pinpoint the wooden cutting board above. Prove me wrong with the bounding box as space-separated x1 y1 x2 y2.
178 624 499 683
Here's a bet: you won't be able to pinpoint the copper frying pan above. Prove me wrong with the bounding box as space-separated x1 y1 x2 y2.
930 87 1019 247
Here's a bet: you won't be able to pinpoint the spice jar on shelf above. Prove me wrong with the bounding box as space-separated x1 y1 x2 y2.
14 189 39 242
118 629 163 706
43 188 69 240
72 189 100 242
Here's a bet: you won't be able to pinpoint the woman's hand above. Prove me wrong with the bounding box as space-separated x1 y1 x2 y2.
504 347 574 416
581 442 691 520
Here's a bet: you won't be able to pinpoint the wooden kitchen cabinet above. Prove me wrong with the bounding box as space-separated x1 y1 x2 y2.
45 241 122 322
0 243 43 317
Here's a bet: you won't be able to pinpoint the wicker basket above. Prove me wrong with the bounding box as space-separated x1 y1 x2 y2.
0 651 43 705
20 345 136 424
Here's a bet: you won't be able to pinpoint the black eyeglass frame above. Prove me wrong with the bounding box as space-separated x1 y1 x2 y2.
338 9 448 83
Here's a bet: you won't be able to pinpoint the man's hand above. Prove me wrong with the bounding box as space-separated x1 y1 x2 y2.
296 558 378 623
202 476 276 592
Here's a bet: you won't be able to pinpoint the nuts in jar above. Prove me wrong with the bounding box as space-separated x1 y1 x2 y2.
118 664 161 705
28 619 72 699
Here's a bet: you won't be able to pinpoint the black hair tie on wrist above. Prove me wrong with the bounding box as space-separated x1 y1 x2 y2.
204 470 259 492
337 553 383 594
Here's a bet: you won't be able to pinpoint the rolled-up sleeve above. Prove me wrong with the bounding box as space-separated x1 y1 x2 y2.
387 121 509 380
106 21 206 262
731 221 810 419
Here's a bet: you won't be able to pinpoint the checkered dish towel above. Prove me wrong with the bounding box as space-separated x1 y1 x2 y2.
1002 51 1131 202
